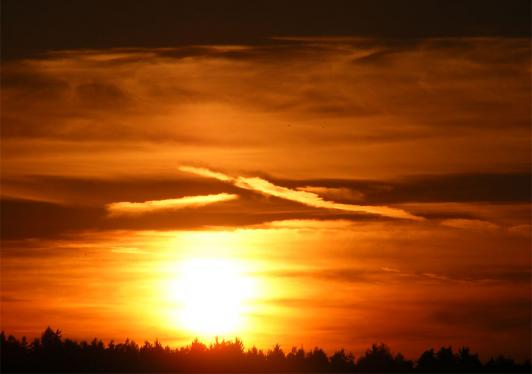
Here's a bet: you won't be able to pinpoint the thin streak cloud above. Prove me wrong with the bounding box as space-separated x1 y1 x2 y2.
178 166 234 182
441 218 499 231
179 166 423 221
106 193 238 217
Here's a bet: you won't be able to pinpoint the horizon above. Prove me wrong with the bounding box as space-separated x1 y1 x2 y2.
1 0 531 369
3 327 530 373
2 326 531 364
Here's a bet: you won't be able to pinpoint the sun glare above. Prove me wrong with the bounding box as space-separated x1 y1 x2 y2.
170 258 254 337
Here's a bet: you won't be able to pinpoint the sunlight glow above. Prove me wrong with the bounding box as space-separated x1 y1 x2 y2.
169 258 254 337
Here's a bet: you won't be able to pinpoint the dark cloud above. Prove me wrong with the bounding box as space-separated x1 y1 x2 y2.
274 172 531 205
352 37 531 67
0 295 29 303
75 82 130 109
430 298 531 332
382 173 531 204
1 175 250 206
1 68 69 92
1 38 528 148
350 39 425 65
0 198 104 240
457 268 532 284
1 171 529 239
2 0 530 60
1 193 367 240
152 44 327 63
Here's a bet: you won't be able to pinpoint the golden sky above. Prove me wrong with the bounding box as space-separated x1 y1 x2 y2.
1 37 530 360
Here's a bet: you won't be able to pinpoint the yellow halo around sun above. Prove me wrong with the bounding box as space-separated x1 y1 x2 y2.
169 258 254 337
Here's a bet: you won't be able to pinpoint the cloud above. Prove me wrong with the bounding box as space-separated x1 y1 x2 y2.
178 166 234 182
297 186 365 201
507 224 531 237
106 193 238 216
4 2 530 61
262 219 356 230
1 198 103 240
390 173 531 204
440 218 499 231
235 176 423 220
4 174 527 240
110 247 149 255
2 39 529 182
429 298 531 332
179 165 423 221
255 265 532 285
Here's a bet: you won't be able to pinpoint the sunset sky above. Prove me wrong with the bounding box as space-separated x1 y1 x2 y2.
1 0 530 361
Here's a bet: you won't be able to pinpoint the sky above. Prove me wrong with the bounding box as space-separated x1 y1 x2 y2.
1 0 531 361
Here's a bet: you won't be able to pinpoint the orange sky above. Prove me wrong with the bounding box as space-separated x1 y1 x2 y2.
1 37 530 360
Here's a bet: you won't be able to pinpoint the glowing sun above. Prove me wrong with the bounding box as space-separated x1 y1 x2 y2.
173 258 253 337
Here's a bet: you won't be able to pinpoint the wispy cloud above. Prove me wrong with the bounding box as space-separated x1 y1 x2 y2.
507 224 531 237
178 166 234 182
106 193 238 217
110 247 149 255
441 218 499 231
297 186 365 201
179 166 423 221
262 219 356 230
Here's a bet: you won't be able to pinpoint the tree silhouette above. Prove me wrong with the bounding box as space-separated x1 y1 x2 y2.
356 343 414 373
456 347 482 373
329 349 356 372
0 327 530 372
416 348 438 372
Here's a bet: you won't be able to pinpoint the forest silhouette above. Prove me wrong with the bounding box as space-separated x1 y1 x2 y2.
1 327 530 373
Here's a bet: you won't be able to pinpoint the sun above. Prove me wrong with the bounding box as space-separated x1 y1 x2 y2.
171 258 253 337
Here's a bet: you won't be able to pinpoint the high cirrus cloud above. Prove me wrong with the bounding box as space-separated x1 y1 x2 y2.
107 193 238 216
177 166 234 182
178 166 423 221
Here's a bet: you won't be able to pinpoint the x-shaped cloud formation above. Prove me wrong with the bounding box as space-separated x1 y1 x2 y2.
107 166 423 221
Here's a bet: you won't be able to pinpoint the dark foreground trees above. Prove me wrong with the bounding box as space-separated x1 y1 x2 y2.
1 327 530 373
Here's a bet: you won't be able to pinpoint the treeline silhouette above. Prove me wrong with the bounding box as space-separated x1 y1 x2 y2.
1 327 530 373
